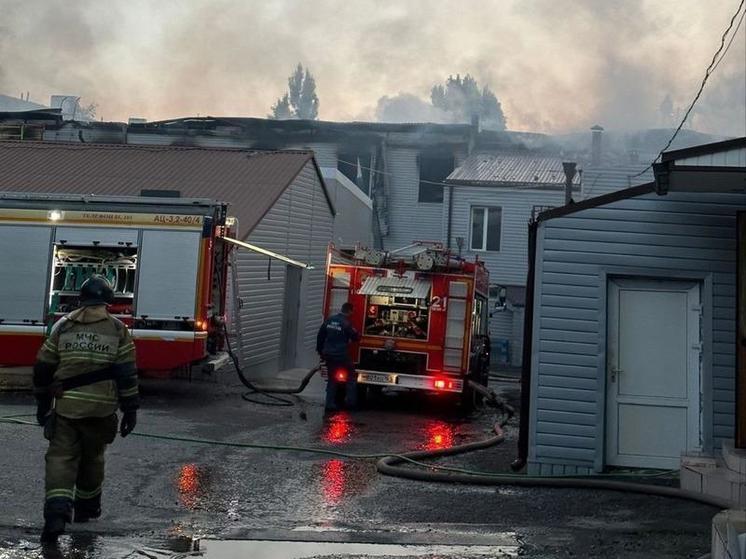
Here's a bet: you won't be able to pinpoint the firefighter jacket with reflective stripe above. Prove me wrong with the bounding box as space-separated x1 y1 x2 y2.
34 306 139 419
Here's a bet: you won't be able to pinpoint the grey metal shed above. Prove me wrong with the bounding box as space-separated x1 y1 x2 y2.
520 137 746 476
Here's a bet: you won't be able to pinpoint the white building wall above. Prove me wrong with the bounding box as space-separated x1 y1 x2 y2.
384 147 444 250
446 185 566 367
447 186 566 287
233 161 334 374
320 167 374 247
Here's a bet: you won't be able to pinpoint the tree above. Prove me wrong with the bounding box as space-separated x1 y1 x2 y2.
270 64 319 120
430 74 506 130
271 94 293 120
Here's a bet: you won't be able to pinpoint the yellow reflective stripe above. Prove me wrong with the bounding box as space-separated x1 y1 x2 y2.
42 340 59 354
117 342 135 354
46 489 74 500
60 391 117 404
75 486 102 499
119 386 139 398
60 352 115 362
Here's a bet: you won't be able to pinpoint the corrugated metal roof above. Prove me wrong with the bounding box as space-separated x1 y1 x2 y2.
358 276 432 299
0 141 332 238
446 153 581 187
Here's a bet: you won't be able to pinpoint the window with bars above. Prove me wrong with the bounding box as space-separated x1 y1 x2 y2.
470 206 502 251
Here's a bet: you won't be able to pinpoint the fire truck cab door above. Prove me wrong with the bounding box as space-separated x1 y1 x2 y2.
136 230 201 320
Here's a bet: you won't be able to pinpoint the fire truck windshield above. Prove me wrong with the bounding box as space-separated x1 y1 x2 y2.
363 294 429 340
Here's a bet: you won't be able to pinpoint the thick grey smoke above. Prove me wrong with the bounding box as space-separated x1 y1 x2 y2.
0 0 744 135
375 93 450 124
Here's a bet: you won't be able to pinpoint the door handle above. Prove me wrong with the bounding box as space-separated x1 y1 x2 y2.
610 367 623 382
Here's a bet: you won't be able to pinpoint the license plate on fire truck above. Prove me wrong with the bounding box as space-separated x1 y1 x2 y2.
357 372 398 385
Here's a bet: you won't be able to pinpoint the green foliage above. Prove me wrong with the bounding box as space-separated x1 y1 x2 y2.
271 64 319 120
430 74 506 130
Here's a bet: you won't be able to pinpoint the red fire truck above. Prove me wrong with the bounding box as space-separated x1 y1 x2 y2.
0 193 234 373
322 242 491 405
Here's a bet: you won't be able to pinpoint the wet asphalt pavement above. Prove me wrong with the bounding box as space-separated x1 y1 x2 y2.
0 371 718 558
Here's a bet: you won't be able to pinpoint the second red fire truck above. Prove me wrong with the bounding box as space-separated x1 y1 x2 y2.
322 242 491 407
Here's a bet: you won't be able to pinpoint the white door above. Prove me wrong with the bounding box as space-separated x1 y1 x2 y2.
606 278 701 469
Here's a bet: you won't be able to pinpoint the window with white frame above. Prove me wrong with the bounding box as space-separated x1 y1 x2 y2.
470 206 502 251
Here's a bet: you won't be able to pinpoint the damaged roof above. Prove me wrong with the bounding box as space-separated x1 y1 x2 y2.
0 141 333 238
446 153 581 188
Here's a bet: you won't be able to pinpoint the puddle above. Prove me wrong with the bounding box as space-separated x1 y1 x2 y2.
321 413 355 444
317 460 377 505
0 534 193 559
198 539 517 558
177 464 211 510
420 421 456 451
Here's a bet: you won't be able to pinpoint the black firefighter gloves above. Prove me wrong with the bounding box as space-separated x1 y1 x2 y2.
119 410 137 438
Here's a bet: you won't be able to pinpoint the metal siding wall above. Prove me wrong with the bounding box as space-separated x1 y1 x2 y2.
581 167 654 199
677 147 746 167
321 171 374 246
303 143 338 168
235 195 289 372
449 186 565 286
234 162 333 373
511 308 525 367
384 147 444 249
529 191 746 473
490 310 513 340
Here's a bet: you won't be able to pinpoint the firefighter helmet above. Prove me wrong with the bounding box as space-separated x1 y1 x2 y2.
79 276 115 307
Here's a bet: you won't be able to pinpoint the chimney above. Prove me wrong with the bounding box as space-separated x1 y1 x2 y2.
562 162 577 205
591 124 604 166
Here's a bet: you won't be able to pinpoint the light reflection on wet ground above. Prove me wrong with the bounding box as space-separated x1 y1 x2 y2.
0 534 193 559
177 464 210 510
1 380 714 558
198 538 518 558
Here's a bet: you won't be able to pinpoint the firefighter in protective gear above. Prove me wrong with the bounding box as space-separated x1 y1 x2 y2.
33 276 139 544
316 302 360 411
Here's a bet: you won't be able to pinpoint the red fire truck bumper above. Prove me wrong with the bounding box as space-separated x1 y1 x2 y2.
357 370 464 393
321 365 464 393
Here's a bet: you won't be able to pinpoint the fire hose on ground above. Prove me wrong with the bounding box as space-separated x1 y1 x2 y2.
223 323 320 407
0 376 733 511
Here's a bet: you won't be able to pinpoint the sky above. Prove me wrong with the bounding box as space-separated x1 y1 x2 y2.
1 0 745 135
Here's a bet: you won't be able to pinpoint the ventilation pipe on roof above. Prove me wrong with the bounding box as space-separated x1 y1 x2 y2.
591 124 604 166
562 161 577 205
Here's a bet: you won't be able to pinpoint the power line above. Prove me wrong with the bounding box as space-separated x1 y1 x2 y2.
337 157 455 189
631 0 746 178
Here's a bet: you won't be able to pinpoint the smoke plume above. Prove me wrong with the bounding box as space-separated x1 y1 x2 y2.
0 0 744 135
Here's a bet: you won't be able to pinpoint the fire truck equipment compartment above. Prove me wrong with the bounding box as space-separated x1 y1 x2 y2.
0 225 52 323
357 276 432 299
137 230 201 320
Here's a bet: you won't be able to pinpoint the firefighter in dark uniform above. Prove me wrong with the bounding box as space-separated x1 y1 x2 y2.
33 276 139 544
316 302 360 411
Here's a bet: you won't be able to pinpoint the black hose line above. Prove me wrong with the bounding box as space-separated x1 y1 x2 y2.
223 324 319 406
377 424 731 510
221 331 731 509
